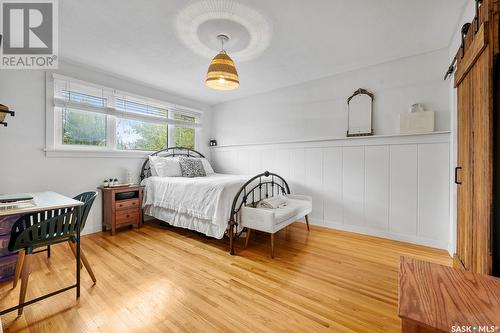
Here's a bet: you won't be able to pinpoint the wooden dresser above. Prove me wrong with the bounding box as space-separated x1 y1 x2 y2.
398 257 500 332
99 185 144 235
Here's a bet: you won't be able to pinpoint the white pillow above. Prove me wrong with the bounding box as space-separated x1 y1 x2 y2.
149 158 158 177
201 158 215 175
149 156 182 177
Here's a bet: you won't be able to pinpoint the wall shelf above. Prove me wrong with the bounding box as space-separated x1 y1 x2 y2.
210 131 451 149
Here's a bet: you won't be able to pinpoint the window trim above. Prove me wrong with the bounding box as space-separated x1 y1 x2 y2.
45 73 201 157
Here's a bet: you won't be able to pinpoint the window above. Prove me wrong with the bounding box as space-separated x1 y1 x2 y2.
114 95 170 151
174 114 196 149
117 118 168 151
48 74 201 155
63 108 107 146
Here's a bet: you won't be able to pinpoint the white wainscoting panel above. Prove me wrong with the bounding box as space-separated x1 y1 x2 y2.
323 147 343 224
365 145 390 231
389 144 418 236
305 148 324 220
342 146 365 227
248 150 262 175
417 143 450 245
210 133 450 249
289 149 306 195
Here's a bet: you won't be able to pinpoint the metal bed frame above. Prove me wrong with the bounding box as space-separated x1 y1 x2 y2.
228 171 290 255
139 147 205 181
140 148 291 255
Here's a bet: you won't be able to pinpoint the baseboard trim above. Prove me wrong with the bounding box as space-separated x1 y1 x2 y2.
82 217 448 250
307 217 448 250
82 225 102 236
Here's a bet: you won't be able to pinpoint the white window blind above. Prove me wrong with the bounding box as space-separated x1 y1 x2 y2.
53 74 201 127
50 74 202 152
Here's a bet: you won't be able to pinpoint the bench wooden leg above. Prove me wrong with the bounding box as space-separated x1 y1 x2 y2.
12 250 25 289
245 229 252 249
270 233 275 258
305 215 310 232
18 253 33 316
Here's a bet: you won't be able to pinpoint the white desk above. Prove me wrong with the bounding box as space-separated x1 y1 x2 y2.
0 192 83 217
0 191 84 317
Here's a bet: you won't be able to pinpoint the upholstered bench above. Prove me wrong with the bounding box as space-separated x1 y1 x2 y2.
241 194 312 258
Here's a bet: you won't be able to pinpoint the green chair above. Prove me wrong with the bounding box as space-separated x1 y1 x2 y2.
9 191 97 315
68 192 97 283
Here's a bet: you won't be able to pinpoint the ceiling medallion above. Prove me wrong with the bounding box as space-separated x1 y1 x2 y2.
174 0 272 62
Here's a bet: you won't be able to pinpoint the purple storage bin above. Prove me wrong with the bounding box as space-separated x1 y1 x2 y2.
0 253 18 282
0 234 13 256
0 215 20 235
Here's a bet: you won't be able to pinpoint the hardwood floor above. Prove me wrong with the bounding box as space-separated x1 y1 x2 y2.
0 221 451 333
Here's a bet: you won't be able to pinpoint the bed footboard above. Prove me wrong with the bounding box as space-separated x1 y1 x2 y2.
228 171 291 255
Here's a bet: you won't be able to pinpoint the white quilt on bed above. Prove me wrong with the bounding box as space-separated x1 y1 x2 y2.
141 173 249 238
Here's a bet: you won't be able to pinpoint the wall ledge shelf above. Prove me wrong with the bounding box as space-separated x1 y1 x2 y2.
210 131 451 149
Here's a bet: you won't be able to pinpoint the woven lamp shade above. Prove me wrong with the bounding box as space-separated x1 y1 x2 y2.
205 50 240 91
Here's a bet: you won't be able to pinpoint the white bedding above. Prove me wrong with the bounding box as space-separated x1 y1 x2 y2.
141 173 249 239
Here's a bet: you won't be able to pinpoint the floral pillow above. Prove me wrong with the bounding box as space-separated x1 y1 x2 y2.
178 157 206 177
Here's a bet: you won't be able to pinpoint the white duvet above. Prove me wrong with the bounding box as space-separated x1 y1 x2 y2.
141 173 249 239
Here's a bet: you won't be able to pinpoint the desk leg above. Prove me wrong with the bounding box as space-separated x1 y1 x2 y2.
76 206 81 298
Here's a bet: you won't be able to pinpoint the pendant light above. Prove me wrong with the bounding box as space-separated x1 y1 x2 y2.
205 34 240 91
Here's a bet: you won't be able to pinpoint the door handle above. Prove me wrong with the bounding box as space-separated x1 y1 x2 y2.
455 167 462 185
490 208 494 256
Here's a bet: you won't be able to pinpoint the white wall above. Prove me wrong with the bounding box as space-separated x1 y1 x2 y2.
211 133 450 249
0 60 211 234
212 49 451 145
210 49 452 250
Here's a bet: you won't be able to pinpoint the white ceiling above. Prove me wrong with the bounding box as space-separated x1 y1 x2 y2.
60 0 467 106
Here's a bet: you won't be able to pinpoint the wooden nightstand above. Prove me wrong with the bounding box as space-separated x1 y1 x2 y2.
99 185 144 235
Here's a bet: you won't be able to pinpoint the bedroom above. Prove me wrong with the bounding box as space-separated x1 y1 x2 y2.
0 0 499 332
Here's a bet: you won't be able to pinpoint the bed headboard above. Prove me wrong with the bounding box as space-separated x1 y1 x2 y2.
139 147 206 181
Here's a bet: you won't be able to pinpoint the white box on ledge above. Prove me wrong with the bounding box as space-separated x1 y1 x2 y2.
400 111 435 134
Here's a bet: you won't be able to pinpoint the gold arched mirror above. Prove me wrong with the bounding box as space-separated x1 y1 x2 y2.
346 88 374 137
